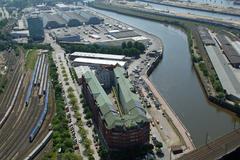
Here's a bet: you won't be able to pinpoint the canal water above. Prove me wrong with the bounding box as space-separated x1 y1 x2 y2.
91 8 240 147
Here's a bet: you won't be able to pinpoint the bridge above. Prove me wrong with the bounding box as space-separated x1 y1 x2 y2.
178 128 240 160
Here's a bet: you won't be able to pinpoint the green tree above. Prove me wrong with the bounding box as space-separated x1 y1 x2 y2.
127 41 133 48
121 42 127 49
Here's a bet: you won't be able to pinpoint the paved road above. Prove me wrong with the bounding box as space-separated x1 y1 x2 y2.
45 32 100 159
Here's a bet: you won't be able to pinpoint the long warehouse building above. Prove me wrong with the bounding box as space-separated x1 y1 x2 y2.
71 57 126 68
82 67 150 150
69 52 126 61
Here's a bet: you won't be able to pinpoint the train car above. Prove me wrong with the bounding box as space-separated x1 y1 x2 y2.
34 55 43 86
43 64 49 95
29 82 49 142
25 56 40 106
38 63 46 97
25 131 52 160
37 54 45 86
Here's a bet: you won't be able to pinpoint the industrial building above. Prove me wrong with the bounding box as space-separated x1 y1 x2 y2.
79 11 104 25
27 16 44 41
198 28 240 100
56 34 81 42
82 67 149 150
72 57 126 68
198 27 215 46
69 52 126 61
216 34 240 68
41 13 66 29
10 30 29 39
108 30 140 39
56 3 70 11
60 12 84 27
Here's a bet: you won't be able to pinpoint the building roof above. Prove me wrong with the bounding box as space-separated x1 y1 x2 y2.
11 30 29 35
41 13 66 27
198 27 215 45
114 67 148 127
79 11 101 20
71 52 125 60
61 11 86 23
218 36 240 65
83 70 121 129
74 66 91 79
56 3 69 8
205 46 240 98
83 67 148 130
109 30 140 39
73 57 126 66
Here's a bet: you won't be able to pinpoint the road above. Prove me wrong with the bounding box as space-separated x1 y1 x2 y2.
45 31 100 159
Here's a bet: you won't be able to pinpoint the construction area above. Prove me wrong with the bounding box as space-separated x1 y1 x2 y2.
0 49 54 160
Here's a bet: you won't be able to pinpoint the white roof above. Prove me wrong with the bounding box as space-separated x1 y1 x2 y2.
11 30 29 35
73 57 126 66
132 36 149 41
108 30 120 33
56 3 68 8
71 52 125 60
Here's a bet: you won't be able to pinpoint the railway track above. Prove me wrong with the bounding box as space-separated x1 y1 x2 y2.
0 60 22 115
0 52 54 160
0 88 41 160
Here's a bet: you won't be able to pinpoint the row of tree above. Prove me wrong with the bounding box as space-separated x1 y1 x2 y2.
61 41 145 58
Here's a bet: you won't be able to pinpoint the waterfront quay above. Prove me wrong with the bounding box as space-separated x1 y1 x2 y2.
75 7 196 159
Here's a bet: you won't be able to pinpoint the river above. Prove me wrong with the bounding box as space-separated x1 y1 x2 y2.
90 8 240 147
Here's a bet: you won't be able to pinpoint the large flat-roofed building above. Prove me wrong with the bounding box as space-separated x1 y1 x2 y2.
61 12 85 27
56 3 70 11
72 57 126 68
27 16 44 41
69 52 126 61
10 30 29 39
198 27 215 46
79 11 104 25
108 30 140 39
82 67 149 150
56 34 81 42
41 13 66 29
216 34 240 68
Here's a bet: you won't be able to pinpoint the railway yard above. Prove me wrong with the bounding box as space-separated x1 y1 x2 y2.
0 49 54 160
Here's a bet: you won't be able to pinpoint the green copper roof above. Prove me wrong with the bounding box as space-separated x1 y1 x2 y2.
114 67 148 126
83 68 148 130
